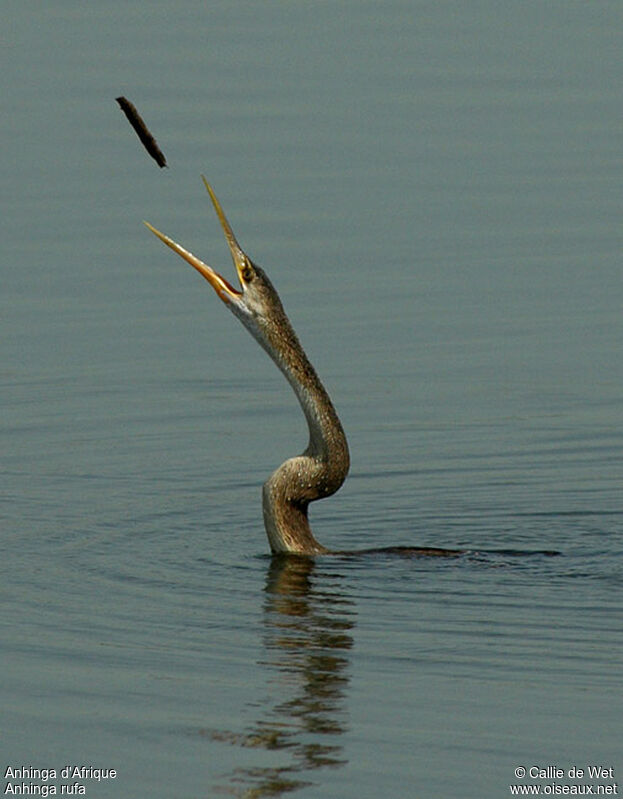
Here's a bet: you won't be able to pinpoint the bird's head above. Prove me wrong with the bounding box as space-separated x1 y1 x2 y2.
144 177 290 344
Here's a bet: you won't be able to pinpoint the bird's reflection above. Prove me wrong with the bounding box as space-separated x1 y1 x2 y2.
209 555 355 797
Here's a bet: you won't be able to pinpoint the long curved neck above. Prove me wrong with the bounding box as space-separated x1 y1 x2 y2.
258 316 350 555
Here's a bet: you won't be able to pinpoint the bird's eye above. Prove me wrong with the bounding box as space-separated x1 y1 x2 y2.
241 262 253 283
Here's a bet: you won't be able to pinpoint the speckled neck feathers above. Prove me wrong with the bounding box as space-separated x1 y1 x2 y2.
253 293 350 555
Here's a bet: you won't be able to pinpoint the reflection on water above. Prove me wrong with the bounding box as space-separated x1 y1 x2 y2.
206 557 354 797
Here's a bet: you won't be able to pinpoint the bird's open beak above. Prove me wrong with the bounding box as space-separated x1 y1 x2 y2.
144 177 249 304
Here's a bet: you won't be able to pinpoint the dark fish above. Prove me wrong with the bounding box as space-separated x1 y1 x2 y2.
116 96 167 168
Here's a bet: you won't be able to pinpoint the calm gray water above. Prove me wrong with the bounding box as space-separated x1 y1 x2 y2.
2 2 622 797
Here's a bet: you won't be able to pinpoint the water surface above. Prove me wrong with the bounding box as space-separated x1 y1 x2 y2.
2 2 622 797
